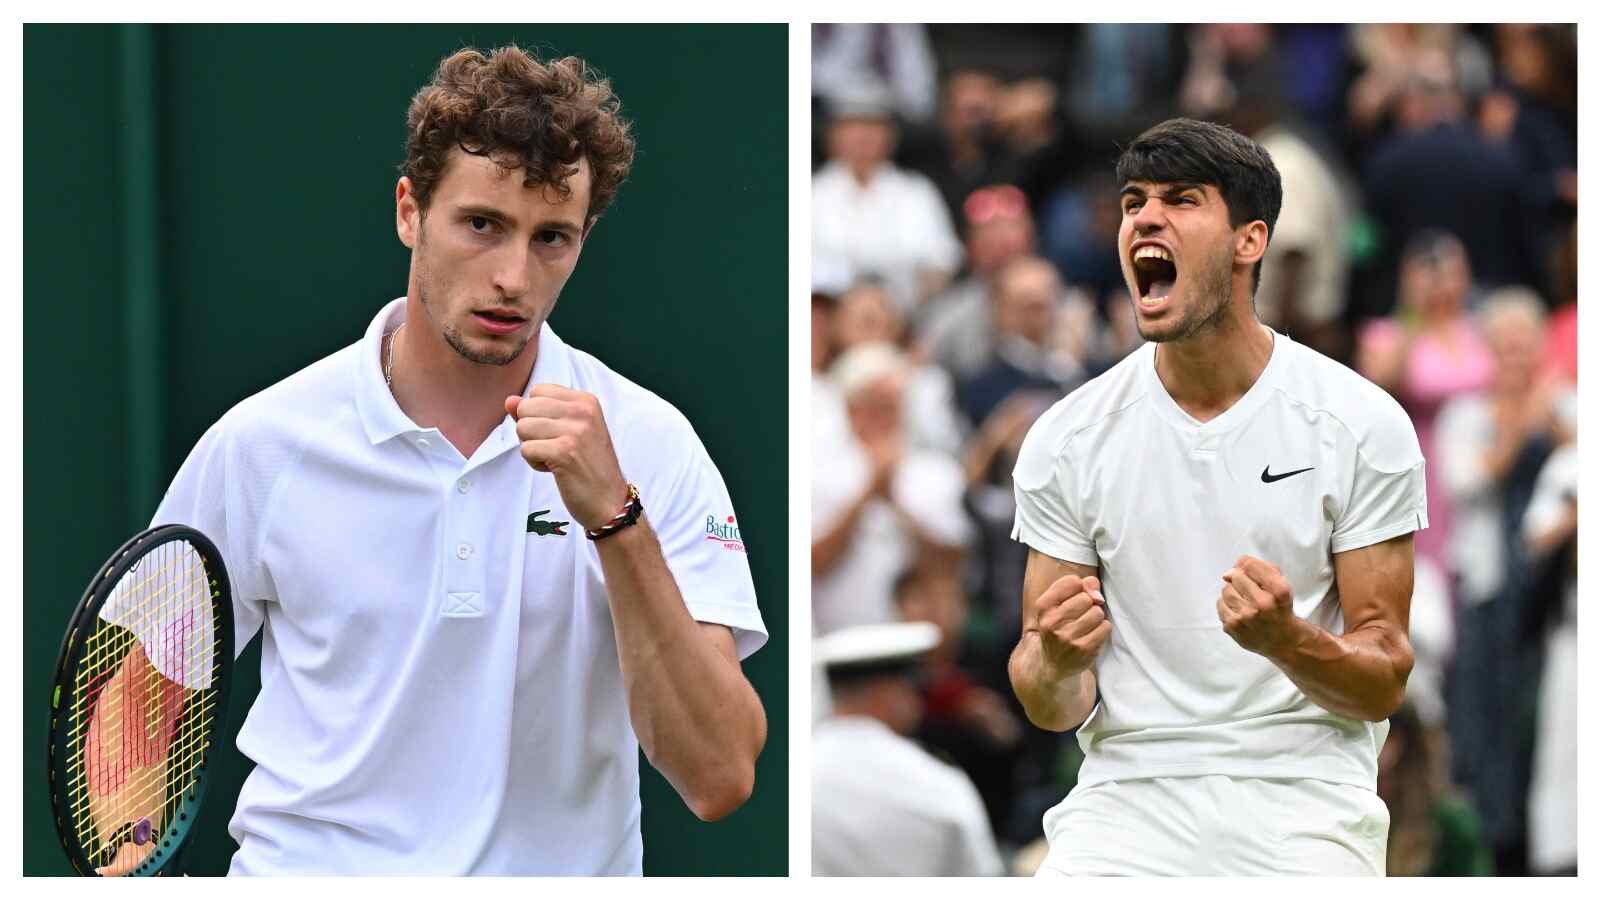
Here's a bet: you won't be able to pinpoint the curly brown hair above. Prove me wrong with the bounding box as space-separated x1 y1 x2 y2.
401 45 636 224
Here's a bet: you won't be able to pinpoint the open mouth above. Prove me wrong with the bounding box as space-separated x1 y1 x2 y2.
1132 245 1178 306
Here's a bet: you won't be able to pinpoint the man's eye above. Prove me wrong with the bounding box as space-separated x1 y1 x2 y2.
469 216 494 233
537 230 569 247
1124 201 1142 214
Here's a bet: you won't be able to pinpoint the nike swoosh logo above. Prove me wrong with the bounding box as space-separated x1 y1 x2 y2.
1261 466 1315 483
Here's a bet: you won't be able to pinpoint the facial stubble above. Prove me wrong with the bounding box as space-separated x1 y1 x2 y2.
414 222 534 367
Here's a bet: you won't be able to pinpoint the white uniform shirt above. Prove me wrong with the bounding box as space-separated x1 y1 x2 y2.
1012 332 1425 791
150 298 767 875
812 161 962 312
812 716 1002 876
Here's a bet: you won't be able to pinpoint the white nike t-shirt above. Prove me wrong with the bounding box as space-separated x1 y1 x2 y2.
1012 331 1425 790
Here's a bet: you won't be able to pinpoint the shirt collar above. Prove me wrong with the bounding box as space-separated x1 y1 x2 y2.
354 297 576 447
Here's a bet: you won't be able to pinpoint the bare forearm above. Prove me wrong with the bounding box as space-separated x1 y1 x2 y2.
597 517 766 821
1265 619 1413 721
1008 632 1097 731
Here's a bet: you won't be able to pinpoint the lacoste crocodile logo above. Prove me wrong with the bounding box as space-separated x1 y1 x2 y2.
526 510 569 536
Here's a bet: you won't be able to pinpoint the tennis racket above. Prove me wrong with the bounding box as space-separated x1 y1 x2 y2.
47 525 235 876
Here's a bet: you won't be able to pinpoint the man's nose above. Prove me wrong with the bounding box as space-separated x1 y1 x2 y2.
493 244 531 298
1130 199 1166 233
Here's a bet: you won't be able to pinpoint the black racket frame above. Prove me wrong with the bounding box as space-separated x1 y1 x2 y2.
46 524 235 877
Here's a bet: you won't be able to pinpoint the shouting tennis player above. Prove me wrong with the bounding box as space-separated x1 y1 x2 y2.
1008 118 1424 876
135 45 767 875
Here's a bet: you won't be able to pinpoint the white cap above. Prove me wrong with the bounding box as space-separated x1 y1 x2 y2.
815 621 939 671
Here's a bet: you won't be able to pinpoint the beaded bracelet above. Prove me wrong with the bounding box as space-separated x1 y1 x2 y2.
586 483 644 541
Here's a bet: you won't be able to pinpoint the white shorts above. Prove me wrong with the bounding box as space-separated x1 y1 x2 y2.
1035 775 1389 876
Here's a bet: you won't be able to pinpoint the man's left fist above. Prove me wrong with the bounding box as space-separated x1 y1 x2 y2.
1217 556 1306 657
504 386 630 531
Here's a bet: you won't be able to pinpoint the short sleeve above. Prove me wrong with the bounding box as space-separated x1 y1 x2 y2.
146 415 272 658
1331 395 1429 554
1010 417 1098 567
640 415 768 660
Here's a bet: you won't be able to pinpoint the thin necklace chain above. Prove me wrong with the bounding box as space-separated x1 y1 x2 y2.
384 322 406 387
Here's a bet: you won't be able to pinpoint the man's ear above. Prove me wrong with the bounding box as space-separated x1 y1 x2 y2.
396 177 421 249
1235 220 1269 268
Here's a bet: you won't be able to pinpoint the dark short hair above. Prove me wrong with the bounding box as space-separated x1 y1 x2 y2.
401 45 636 224
1115 118 1282 292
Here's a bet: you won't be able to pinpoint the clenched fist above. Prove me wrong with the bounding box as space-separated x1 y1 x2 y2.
1033 573 1112 676
1217 555 1307 656
504 386 630 532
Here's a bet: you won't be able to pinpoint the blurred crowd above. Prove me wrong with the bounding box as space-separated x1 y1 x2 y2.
809 23 1577 877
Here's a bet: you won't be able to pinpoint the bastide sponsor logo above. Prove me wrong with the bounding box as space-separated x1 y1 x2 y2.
705 515 746 552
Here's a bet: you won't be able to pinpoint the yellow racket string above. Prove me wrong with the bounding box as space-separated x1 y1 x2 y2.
63 540 224 865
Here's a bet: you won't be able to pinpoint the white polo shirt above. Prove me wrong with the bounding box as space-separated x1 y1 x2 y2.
1012 331 1425 792
149 298 767 875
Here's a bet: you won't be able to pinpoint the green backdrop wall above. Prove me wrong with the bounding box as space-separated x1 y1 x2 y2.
23 23 788 876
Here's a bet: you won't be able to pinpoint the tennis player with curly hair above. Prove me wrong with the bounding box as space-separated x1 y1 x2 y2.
139 45 768 875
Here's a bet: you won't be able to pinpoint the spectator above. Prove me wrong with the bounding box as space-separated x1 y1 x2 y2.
1344 25 1492 163
955 256 1082 429
1178 23 1287 124
812 24 940 127
813 81 963 313
812 343 972 635
832 281 965 455
812 622 1004 876
1433 289 1565 876
1520 415 1577 876
1361 46 1541 315
1436 291 1562 612
1038 171 1125 311
1356 231 1493 571
900 66 1008 225
918 184 1037 378
1481 25 1577 236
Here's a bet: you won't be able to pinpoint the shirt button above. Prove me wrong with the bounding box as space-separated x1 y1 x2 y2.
456 543 472 560
457 479 472 494
416 437 430 449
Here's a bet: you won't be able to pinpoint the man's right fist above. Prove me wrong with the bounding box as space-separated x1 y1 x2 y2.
1034 574 1111 675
